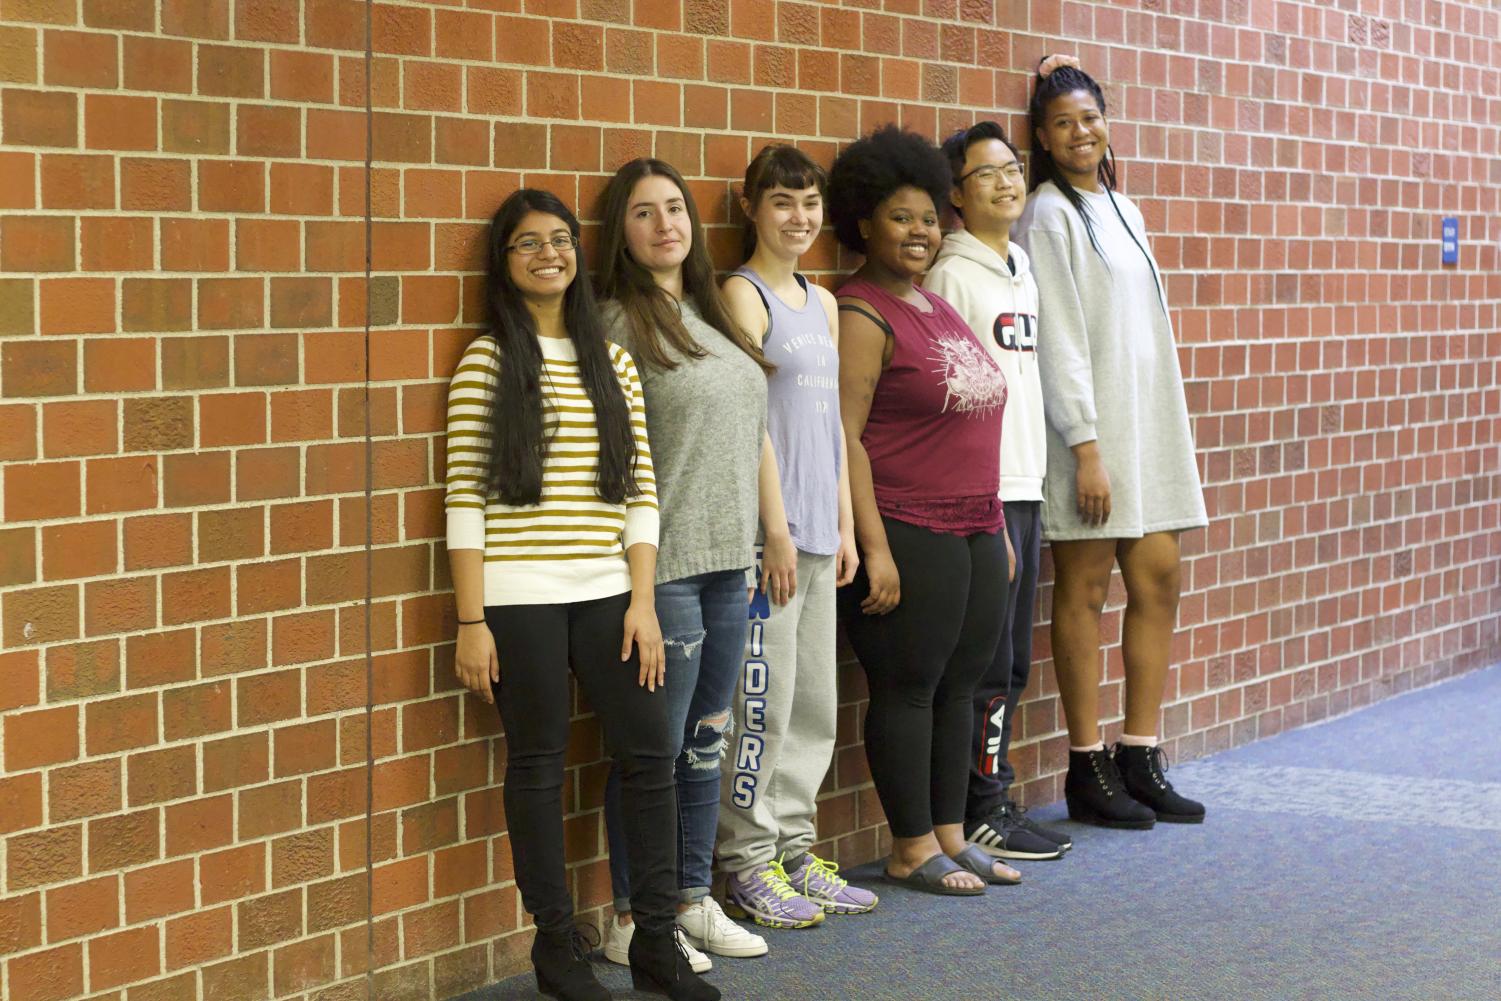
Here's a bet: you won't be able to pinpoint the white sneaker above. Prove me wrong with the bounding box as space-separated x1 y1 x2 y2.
676 896 769 958
602 916 712 973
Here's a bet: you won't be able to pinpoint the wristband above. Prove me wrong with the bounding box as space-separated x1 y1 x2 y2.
457 617 485 626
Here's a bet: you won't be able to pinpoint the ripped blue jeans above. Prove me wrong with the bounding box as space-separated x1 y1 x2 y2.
605 568 749 911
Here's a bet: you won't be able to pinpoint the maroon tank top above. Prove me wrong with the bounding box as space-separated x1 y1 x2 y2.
839 277 1005 535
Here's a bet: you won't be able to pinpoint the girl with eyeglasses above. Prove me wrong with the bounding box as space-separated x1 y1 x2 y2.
1013 59 1208 828
445 189 718 1001
595 158 769 987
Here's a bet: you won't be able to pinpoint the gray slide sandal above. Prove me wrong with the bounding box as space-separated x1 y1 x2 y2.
882 852 986 896
951 844 1022 885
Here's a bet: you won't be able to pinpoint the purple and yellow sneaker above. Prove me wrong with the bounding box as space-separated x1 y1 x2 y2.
723 861 825 930
783 853 878 914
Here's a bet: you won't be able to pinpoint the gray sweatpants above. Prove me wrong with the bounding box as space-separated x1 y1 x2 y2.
716 550 838 876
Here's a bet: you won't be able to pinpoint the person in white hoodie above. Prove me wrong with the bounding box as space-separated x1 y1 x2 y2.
926 122 1073 864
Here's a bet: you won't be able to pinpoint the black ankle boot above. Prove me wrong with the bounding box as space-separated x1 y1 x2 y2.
1065 747 1157 829
533 925 610 1001
628 925 721 1001
1114 743 1205 824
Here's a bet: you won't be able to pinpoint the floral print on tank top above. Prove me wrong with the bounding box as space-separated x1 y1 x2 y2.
929 332 1007 416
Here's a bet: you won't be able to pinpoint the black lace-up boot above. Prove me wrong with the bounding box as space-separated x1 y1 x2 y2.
629 925 721 1001
1065 747 1156 829
1114 743 1205 824
533 925 610 1001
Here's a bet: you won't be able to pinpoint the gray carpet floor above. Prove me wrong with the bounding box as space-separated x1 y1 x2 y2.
454 664 1501 1000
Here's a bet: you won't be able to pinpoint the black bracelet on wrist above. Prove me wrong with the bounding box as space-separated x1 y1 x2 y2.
457 617 485 626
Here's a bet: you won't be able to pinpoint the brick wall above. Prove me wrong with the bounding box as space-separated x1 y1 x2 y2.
1 1 1497 999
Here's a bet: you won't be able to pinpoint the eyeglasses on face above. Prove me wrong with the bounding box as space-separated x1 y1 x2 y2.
958 163 1025 186
507 234 580 255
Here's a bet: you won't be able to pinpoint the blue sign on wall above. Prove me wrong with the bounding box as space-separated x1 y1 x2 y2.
1441 217 1459 265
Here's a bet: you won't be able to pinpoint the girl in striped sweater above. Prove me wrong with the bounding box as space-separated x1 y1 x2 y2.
445 189 719 1001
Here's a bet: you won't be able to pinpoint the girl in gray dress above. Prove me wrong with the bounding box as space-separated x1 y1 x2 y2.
1012 61 1208 829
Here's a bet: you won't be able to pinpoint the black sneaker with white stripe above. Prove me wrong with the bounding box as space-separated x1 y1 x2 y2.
1001 800 1072 852
964 801 1066 860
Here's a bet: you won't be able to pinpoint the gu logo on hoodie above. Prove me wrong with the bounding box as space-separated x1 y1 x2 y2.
994 312 1037 352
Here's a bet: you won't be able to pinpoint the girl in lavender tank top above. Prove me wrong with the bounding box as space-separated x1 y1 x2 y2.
715 146 878 927
831 126 1021 895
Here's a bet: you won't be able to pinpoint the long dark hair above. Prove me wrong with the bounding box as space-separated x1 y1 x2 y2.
1028 64 1118 257
738 143 828 260
483 188 637 506
596 158 771 373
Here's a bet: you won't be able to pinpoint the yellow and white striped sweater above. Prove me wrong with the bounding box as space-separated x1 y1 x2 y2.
444 333 658 606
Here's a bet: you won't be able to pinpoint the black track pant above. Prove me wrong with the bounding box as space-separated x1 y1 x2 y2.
486 591 678 935
841 516 1007 839
967 500 1040 822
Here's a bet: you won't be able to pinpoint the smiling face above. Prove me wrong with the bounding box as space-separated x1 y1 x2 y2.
505 210 577 301
1036 88 1109 191
859 185 941 279
951 138 1026 232
623 173 692 278
745 183 823 261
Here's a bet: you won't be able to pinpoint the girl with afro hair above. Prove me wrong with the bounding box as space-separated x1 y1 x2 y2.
831 125 1020 895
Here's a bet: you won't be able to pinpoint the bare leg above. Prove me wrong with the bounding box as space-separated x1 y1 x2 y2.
1048 539 1118 746
1116 532 1182 737
886 832 985 891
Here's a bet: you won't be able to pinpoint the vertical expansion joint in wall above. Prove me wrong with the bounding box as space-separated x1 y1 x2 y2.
362 0 376 998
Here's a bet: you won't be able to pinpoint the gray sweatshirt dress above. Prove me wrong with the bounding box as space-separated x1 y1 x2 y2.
1012 181 1206 541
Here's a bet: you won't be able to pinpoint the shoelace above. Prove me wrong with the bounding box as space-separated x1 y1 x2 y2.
701 897 747 943
1145 745 1173 789
756 861 802 905
802 853 847 891
1091 750 1129 795
671 926 692 966
568 922 601 962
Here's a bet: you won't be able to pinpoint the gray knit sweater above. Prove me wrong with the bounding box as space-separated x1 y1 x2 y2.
603 298 767 584
1013 182 1206 540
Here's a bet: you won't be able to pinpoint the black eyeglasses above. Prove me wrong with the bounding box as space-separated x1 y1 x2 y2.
507 234 579 256
957 163 1025 186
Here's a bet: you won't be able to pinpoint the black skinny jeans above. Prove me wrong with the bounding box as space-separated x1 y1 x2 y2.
841 516 1007 839
967 500 1038 822
486 592 678 936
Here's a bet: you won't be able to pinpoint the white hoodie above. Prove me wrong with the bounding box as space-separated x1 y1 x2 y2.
925 229 1045 501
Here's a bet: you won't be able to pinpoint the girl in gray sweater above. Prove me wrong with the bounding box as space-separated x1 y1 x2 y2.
1012 61 1207 830
594 158 770 985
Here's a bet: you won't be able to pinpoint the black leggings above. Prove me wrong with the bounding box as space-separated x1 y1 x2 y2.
841 516 1007 839
486 592 678 935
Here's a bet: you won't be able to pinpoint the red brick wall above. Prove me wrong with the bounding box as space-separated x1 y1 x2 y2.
1 1 1498 999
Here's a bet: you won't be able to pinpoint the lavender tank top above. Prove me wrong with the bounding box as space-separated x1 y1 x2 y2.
734 267 842 556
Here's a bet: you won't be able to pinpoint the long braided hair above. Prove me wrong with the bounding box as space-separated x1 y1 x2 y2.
1028 64 1118 258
